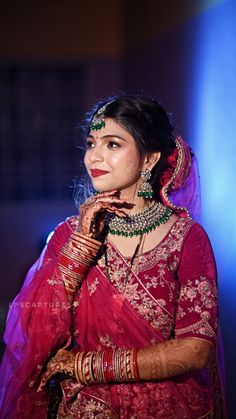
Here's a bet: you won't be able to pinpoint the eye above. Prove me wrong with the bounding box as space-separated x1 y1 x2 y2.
107 141 121 149
86 140 95 149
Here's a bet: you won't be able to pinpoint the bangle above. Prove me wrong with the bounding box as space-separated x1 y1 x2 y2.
75 348 139 385
133 349 139 381
74 352 80 382
77 351 85 384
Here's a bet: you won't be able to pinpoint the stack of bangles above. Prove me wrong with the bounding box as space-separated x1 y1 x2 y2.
74 348 139 385
58 231 101 298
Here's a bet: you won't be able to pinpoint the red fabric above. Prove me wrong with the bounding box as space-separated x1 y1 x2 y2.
0 216 225 418
0 220 72 418
159 147 178 187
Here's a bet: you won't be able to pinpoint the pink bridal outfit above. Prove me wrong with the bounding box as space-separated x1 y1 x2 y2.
0 215 226 418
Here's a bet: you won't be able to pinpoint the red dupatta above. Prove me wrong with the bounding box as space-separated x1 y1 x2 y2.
0 221 72 418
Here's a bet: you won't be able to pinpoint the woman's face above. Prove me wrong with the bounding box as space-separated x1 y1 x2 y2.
84 118 144 195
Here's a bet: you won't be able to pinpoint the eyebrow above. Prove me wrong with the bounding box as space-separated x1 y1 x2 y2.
87 134 128 142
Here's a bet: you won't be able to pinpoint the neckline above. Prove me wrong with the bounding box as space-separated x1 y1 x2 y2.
107 217 187 260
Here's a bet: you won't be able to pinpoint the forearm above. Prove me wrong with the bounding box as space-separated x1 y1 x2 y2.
137 337 212 380
58 231 102 300
38 337 212 391
74 338 211 385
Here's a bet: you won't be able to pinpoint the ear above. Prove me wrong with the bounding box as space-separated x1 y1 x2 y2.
143 152 161 171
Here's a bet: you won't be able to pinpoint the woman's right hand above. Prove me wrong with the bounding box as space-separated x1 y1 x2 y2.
78 190 127 238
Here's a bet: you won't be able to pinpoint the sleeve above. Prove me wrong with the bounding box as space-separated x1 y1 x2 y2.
174 223 218 346
0 219 73 418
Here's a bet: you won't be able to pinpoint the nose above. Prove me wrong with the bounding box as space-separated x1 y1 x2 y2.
89 144 104 163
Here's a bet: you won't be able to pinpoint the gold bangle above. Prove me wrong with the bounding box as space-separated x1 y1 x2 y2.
72 233 101 252
76 351 85 383
74 352 80 382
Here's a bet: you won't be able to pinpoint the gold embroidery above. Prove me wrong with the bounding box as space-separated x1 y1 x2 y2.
175 275 218 340
175 318 216 339
97 218 217 342
99 334 116 349
87 277 99 296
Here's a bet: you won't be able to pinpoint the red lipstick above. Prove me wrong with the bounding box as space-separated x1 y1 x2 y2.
91 169 109 177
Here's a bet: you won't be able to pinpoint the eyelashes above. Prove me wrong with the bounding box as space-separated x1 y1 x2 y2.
107 141 121 149
86 140 121 149
86 141 94 149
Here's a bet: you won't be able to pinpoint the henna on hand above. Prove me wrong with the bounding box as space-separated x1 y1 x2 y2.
78 190 127 238
137 337 212 381
37 348 75 392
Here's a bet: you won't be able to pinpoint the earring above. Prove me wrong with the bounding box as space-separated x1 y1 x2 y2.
138 169 153 198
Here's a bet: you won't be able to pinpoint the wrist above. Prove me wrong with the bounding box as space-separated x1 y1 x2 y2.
58 232 102 298
74 348 140 385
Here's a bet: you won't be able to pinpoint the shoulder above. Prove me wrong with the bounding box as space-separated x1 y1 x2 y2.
170 217 213 250
181 219 211 243
177 218 215 264
170 216 196 239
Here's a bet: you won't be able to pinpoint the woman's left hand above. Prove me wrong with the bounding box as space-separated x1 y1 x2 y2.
37 348 75 392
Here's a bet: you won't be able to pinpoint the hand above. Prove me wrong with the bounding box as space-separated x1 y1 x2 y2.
37 348 75 392
78 190 127 238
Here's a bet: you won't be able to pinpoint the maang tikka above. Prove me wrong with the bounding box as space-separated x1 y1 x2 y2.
138 169 154 199
90 100 114 131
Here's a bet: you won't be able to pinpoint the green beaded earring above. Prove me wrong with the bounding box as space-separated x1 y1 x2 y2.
137 169 154 199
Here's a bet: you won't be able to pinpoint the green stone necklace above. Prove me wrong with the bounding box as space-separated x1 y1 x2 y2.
107 201 172 237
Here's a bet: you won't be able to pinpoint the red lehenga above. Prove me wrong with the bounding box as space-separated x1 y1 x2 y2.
0 215 226 418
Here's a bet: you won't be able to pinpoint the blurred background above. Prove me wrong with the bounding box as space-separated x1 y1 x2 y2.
0 0 235 416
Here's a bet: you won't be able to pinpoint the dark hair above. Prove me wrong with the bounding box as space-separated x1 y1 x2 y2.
85 94 176 200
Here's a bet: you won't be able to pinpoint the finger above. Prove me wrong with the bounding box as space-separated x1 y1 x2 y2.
95 197 127 206
83 191 121 207
61 337 72 350
108 205 127 214
37 354 60 392
37 362 58 392
37 380 45 392
106 208 127 217
93 202 126 215
114 209 127 217
37 373 51 392
96 189 119 197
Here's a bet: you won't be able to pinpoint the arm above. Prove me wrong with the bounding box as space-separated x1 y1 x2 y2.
137 337 211 380
58 191 126 301
38 336 211 390
139 222 218 381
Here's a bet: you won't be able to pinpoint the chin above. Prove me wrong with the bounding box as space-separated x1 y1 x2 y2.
94 187 117 193
91 179 117 192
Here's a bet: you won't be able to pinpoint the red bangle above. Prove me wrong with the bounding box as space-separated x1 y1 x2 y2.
133 349 139 381
103 349 115 382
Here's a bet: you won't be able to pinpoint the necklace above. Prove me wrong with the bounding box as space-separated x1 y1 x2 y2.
106 201 172 237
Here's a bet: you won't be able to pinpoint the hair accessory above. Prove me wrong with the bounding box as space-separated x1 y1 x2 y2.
90 100 114 131
106 201 172 237
138 169 153 199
